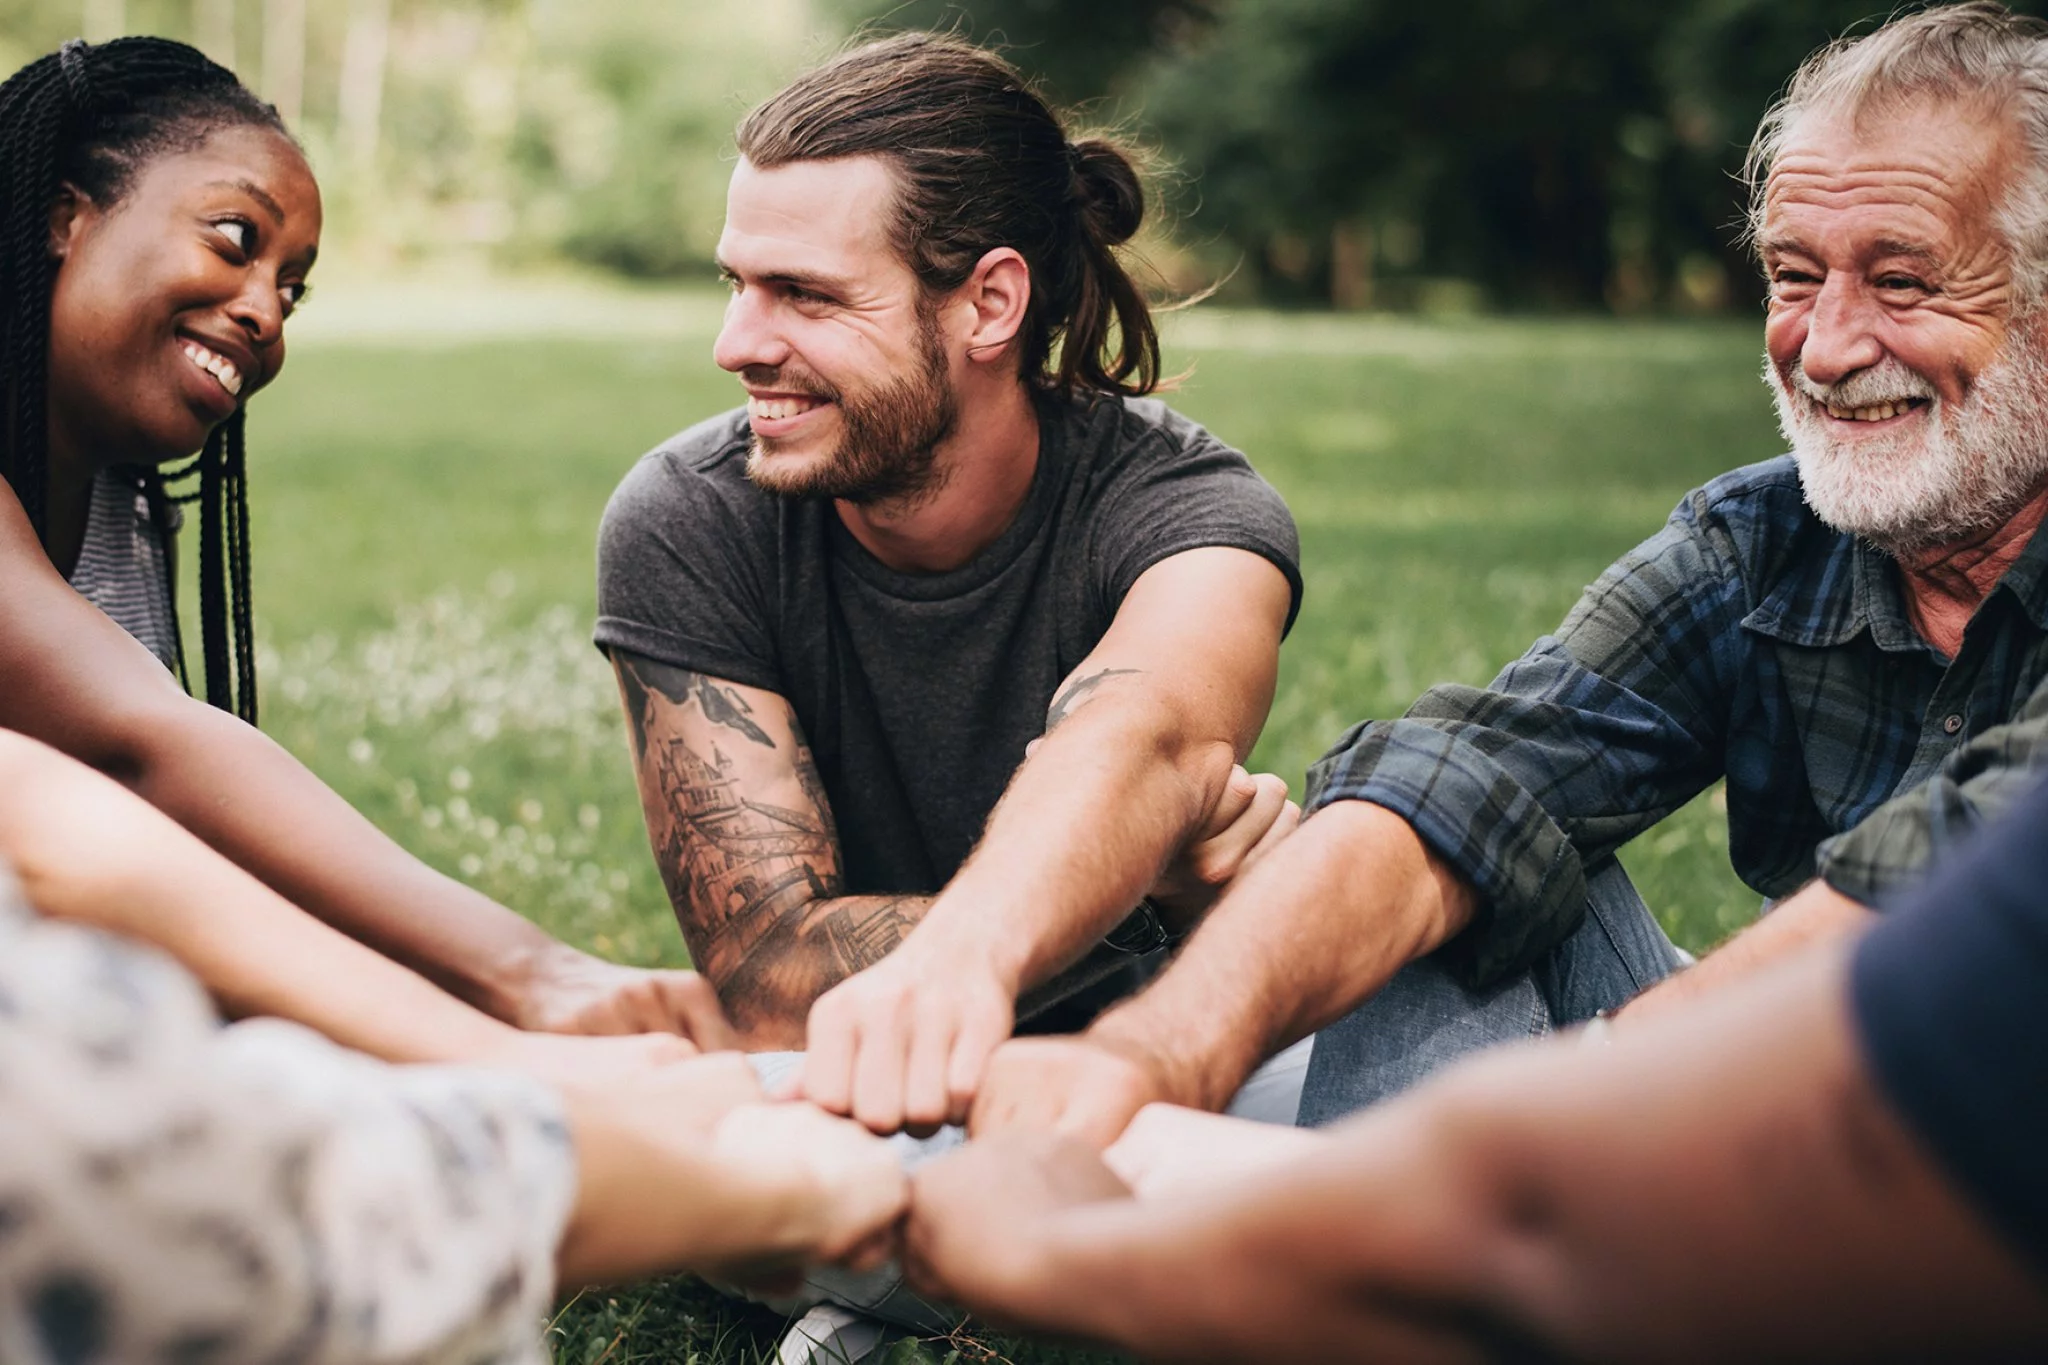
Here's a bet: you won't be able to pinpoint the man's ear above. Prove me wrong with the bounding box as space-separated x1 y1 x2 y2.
47 184 91 261
958 246 1032 368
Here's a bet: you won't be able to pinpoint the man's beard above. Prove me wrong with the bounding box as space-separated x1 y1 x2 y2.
745 315 957 508
1769 323 2048 554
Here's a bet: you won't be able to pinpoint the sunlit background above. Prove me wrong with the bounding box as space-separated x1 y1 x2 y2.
2 3 2017 1359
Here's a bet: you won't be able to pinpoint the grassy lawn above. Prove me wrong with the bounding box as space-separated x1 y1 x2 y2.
244 282 1786 1361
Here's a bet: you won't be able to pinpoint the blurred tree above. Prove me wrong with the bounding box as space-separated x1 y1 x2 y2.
1138 0 2048 309
503 0 817 277
1137 0 1667 308
830 0 1212 102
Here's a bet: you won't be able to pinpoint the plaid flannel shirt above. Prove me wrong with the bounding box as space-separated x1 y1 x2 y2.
1307 456 2048 991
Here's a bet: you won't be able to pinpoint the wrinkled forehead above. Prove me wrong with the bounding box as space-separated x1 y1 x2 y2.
1763 96 2019 246
718 154 912 282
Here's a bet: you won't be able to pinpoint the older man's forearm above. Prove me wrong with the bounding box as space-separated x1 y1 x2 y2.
1086 800 1476 1111
1619 878 1872 1025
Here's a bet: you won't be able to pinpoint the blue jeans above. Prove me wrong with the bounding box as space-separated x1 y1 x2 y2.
1295 860 1687 1127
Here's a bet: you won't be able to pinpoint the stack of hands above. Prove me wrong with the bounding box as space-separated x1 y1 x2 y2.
509 762 1307 1306
780 763 1297 1142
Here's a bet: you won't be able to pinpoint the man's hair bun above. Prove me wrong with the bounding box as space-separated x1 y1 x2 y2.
1071 138 1145 247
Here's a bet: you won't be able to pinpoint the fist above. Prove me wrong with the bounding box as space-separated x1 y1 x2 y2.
970 1035 1168 1148
799 948 1015 1135
1150 766 1298 919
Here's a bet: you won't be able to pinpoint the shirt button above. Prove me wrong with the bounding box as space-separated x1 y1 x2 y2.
1942 713 1965 735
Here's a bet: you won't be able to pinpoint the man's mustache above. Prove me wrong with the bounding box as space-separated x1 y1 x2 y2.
1784 355 1938 410
739 365 840 402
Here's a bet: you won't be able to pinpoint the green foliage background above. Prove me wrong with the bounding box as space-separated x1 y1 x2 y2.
16 0 2048 305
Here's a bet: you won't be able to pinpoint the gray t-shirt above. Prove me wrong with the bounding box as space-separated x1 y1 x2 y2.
595 392 1301 898
68 468 181 673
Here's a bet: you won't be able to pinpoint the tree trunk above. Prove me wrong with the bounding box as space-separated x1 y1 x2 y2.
261 0 306 129
337 0 393 174
1330 220 1374 311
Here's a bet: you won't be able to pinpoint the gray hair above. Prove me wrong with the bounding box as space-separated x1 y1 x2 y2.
1744 2 2048 307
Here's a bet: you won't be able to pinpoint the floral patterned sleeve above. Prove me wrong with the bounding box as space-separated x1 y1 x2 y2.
0 870 578 1365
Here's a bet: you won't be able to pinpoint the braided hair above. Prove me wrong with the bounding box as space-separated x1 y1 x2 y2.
0 37 287 723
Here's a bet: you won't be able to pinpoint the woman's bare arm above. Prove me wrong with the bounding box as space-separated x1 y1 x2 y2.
0 483 730 1045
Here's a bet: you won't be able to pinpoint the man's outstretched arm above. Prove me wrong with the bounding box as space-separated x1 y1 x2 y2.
973 796 1475 1144
796 546 1296 1132
612 649 935 1049
909 938 2048 1363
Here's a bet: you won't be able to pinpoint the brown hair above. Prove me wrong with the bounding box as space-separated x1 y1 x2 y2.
736 31 1161 398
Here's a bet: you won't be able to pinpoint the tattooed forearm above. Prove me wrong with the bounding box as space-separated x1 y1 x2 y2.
617 653 775 753
1046 667 1143 732
615 650 928 1043
715 894 930 1044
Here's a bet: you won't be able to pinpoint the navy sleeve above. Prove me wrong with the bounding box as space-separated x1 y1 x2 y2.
1851 773 2048 1282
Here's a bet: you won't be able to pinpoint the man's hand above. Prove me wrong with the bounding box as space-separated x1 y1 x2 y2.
904 1131 1130 1321
970 1036 1171 1147
1149 766 1298 922
510 945 739 1050
796 941 1015 1135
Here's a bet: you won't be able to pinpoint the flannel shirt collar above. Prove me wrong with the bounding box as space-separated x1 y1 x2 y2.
1743 504 2048 652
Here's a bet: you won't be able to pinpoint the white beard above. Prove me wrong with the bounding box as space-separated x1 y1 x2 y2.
1768 327 2048 554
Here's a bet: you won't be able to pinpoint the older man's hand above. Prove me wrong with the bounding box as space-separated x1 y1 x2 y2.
970 1035 1170 1147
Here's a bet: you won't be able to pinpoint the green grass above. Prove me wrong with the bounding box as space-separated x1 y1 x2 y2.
243 284 1788 1360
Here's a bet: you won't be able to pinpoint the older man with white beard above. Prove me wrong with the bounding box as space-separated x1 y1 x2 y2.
971 1 2048 1142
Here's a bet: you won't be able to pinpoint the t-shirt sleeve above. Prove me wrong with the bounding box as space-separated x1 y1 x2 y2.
1088 401 1304 633
1850 772 2048 1283
593 423 783 693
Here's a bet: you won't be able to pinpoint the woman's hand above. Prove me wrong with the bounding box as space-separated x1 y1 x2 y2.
510 945 739 1050
553 1052 907 1288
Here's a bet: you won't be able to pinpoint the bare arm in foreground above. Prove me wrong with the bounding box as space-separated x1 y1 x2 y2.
0 484 731 1045
0 726 722 1080
909 938 2048 1363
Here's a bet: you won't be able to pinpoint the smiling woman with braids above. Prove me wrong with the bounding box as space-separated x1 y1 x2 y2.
0 36 738 1075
